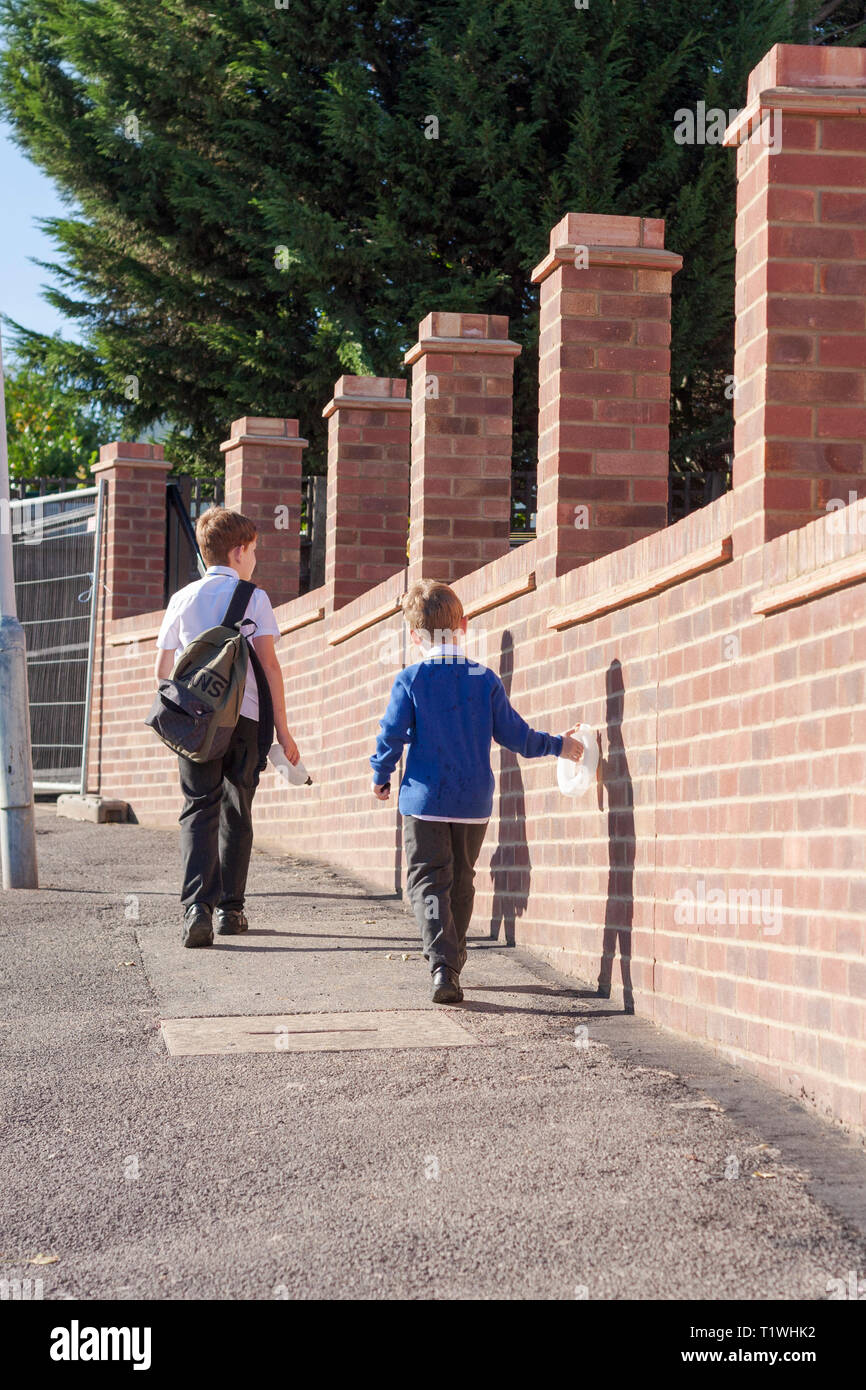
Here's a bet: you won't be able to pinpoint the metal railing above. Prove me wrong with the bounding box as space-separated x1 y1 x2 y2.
177 474 225 520
511 469 537 532
668 464 732 524
164 484 207 604
510 465 733 533
510 469 537 545
7 475 92 500
300 474 327 593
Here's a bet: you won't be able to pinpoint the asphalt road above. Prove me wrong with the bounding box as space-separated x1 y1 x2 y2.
1 807 865 1301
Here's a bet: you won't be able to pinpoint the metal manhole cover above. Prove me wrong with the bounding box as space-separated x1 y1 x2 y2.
161 1009 477 1056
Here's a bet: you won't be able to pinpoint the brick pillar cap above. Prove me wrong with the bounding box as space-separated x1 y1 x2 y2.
417 312 511 341
747 43 866 104
531 214 681 284
549 213 666 251
322 376 410 418
220 416 309 451
726 44 866 146
404 312 521 366
92 441 170 474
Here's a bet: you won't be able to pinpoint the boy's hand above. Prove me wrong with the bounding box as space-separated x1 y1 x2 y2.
560 729 585 762
278 731 300 766
372 781 391 802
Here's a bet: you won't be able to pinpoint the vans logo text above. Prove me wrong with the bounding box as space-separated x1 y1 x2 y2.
189 669 227 698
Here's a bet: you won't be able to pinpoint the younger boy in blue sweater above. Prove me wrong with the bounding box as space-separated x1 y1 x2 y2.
370 579 583 1003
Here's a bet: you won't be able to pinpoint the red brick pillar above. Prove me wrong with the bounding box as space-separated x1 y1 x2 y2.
322 376 411 609
220 416 307 607
726 43 866 552
530 214 680 583
91 442 171 621
404 312 520 583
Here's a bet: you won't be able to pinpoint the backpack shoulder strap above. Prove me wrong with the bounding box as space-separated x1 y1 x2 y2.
221 579 256 631
247 637 275 769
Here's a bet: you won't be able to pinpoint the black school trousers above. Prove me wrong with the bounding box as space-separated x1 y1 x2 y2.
403 815 489 974
177 715 261 912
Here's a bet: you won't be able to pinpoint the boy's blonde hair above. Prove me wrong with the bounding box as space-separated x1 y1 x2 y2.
196 506 257 567
401 579 464 644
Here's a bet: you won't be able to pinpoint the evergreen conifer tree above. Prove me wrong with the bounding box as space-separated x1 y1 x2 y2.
1 0 854 477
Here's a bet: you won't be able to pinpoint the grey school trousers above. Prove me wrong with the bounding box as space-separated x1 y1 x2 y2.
178 715 261 912
403 816 489 974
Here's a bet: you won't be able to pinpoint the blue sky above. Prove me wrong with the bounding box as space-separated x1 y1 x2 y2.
0 119 78 354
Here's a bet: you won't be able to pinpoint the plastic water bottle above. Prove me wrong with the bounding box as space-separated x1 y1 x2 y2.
556 723 599 797
268 743 313 786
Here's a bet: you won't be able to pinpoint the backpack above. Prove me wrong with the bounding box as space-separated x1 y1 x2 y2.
145 579 274 767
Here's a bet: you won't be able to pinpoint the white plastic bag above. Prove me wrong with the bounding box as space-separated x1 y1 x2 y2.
556 723 598 797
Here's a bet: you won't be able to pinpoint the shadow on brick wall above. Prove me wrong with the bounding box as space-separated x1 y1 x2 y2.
488 630 531 944
598 660 635 1012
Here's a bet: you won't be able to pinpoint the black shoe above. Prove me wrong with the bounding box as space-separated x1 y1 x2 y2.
432 967 462 1004
215 908 249 935
182 904 213 949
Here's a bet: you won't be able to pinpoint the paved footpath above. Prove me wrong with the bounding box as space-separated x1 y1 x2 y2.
1 806 865 1301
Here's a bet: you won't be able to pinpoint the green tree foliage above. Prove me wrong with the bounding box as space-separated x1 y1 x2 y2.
0 0 853 477
3 355 121 480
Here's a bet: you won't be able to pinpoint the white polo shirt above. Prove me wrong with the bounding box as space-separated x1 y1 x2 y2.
156 566 280 721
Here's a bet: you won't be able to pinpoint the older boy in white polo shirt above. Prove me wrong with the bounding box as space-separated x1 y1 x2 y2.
155 507 300 948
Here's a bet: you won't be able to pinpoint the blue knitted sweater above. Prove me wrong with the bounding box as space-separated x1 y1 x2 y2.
370 651 563 820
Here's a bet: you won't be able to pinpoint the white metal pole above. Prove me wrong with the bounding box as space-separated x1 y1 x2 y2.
0 328 38 887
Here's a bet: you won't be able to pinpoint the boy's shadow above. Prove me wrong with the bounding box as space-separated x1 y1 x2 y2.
597 659 635 1013
488 630 530 945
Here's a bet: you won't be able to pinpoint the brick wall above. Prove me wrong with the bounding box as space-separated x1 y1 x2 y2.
86 44 866 1137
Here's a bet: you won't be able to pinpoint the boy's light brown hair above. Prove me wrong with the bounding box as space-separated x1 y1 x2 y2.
401 579 464 644
196 507 257 567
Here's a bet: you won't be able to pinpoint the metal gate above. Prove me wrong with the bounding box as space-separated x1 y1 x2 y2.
8 484 104 794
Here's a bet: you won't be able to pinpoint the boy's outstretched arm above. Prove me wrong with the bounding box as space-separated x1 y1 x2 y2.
370 675 415 801
491 677 584 760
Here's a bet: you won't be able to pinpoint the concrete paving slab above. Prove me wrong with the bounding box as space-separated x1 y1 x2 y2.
161 1009 478 1055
